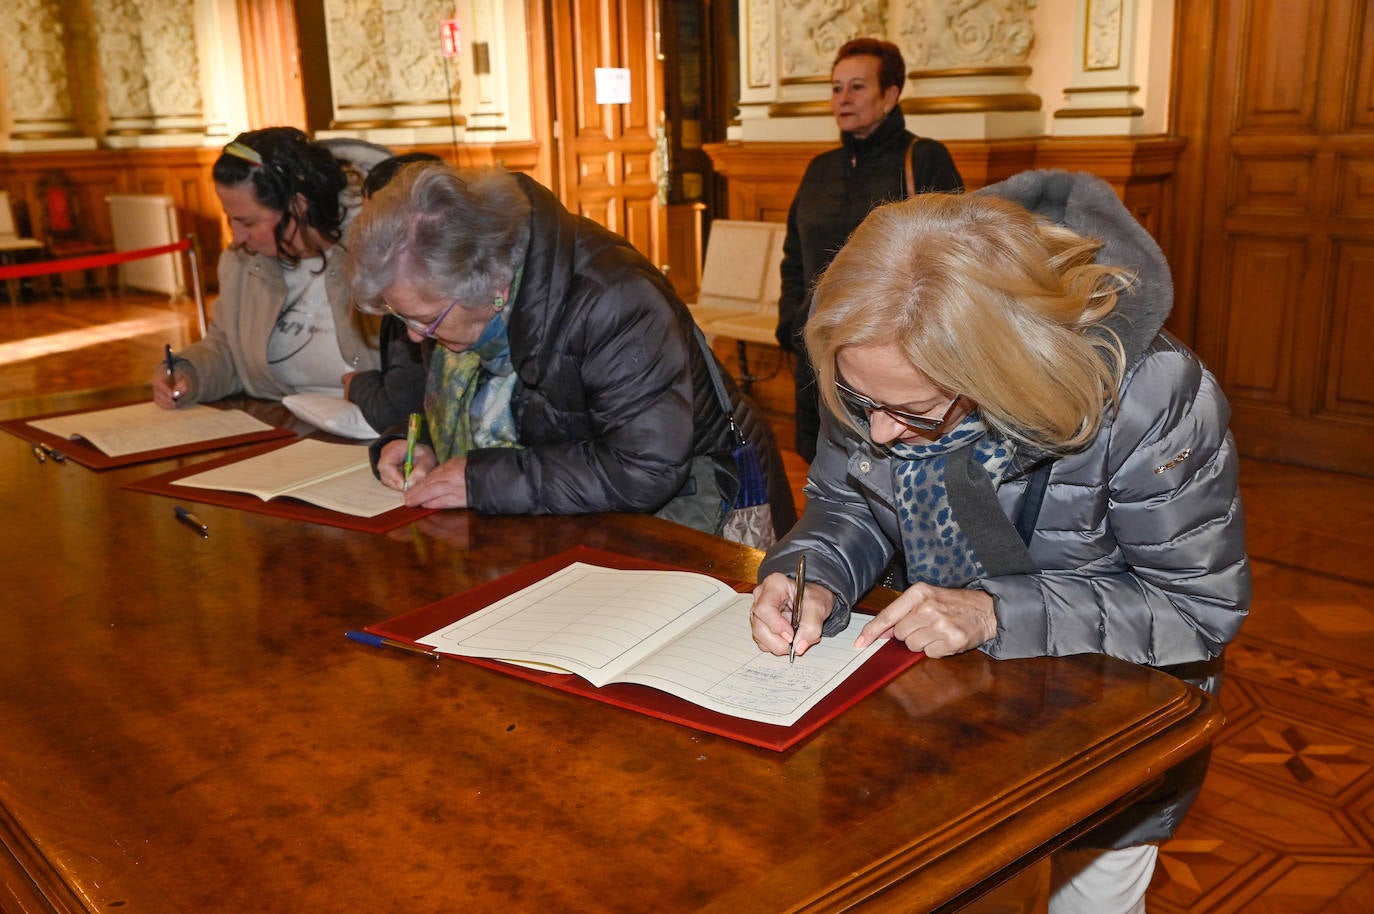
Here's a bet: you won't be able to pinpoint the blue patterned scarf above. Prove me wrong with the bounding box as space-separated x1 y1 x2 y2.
888 413 1013 588
424 306 521 463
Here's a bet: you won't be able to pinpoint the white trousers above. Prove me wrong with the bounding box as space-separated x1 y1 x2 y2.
964 845 1159 914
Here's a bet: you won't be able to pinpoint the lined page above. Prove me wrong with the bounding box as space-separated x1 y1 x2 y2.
422 563 742 686
30 403 273 457
620 603 884 726
173 439 398 516
281 463 402 517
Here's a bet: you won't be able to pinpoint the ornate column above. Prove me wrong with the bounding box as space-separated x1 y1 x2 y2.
0 0 95 150
459 0 506 134
92 0 210 148
1052 0 1161 136
895 0 1042 139
324 0 465 146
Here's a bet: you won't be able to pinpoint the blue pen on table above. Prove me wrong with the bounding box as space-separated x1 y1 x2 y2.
402 412 423 492
346 629 440 659
164 343 181 405
790 553 807 665
174 505 209 538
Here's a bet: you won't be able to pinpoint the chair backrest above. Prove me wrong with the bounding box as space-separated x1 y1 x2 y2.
695 220 785 310
38 170 89 242
0 191 17 237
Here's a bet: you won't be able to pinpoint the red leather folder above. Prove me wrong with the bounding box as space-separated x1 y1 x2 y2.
124 438 435 534
1 405 294 469
363 545 923 751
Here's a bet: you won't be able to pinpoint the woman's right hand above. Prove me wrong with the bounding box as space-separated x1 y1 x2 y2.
377 438 438 492
152 365 188 409
750 572 835 658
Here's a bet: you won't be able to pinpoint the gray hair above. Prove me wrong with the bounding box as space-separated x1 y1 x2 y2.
345 163 531 313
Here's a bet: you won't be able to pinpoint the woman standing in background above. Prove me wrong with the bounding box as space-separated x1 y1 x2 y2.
777 37 963 463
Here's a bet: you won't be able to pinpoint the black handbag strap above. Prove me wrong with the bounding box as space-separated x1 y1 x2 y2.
692 326 745 449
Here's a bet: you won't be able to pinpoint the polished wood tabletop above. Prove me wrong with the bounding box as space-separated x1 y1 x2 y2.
0 393 1221 913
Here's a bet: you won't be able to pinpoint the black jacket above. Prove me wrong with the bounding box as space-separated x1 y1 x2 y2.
346 315 425 432
777 107 963 351
372 174 795 533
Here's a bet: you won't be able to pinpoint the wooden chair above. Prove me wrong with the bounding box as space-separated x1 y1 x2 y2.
685 219 787 389
38 170 113 297
0 190 46 304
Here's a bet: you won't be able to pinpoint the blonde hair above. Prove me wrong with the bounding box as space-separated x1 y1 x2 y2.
805 192 1131 452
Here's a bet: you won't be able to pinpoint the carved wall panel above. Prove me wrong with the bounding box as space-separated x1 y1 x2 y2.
1335 156 1374 218
1220 237 1304 405
1234 0 1322 131
1326 242 1374 417
1229 156 1314 216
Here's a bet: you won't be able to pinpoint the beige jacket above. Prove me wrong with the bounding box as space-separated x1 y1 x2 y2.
174 245 381 404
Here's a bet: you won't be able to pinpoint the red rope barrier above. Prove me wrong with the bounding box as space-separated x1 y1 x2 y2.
0 239 192 281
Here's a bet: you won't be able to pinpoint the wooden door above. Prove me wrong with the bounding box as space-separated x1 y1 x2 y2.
1185 0 1374 476
546 0 667 267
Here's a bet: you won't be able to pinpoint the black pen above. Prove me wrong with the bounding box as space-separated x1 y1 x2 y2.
790 554 807 665
174 505 209 538
37 442 65 463
164 343 180 405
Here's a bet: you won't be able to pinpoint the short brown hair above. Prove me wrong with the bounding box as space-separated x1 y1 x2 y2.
833 38 905 94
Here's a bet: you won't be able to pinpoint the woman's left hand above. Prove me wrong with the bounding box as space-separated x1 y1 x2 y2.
854 583 997 658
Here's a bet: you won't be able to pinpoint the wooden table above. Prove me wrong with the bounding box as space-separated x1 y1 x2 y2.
0 393 1221 913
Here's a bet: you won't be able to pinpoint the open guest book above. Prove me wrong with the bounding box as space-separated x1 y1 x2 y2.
4 401 293 469
125 438 434 533
364 546 924 750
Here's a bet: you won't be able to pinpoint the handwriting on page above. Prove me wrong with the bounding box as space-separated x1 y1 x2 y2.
622 602 882 723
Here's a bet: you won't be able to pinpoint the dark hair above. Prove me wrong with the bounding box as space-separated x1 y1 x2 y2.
362 152 445 199
833 38 906 94
212 127 348 268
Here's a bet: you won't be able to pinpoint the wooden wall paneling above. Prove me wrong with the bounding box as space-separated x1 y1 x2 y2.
549 0 666 263
1190 0 1374 476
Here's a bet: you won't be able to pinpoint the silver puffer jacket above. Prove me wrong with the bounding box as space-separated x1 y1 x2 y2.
760 169 1251 846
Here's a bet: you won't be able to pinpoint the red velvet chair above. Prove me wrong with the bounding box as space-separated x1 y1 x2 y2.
38 170 113 297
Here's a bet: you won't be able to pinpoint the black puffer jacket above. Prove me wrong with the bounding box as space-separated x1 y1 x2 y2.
778 107 963 460
373 175 795 534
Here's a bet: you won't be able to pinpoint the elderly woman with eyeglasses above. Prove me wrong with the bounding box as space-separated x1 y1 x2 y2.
344 162 795 542
153 128 395 425
749 171 1250 913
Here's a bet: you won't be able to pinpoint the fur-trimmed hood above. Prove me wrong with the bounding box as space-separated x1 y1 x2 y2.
975 169 1173 372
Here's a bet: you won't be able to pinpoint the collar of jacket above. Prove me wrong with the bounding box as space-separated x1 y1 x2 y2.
839 106 909 167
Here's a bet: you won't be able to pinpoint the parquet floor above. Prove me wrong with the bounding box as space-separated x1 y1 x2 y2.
2 291 1371 912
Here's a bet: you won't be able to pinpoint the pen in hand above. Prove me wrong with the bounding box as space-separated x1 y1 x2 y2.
790 554 807 665
164 343 181 405
402 412 423 492
174 505 209 538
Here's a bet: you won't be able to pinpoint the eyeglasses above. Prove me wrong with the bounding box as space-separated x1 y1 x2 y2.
834 378 965 432
384 298 460 339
